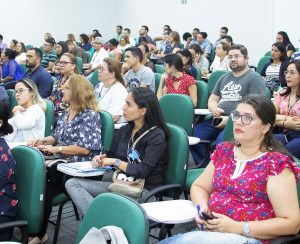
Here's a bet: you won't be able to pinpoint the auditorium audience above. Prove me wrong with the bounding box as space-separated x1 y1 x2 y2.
188 44 209 77
137 43 156 72
135 25 153 44
156 31 181 60
276 31 296 59
210 42 231 72
160 95 300 244
52 41 69 75
122 28 136 46
65 87 168 214
176 49 197 79
67 40 87 64
9 39 18 51
15 42 27 65
157 53 197 107
5 79 46 142
117 35 131 50
0 101 17 241
67 33 77 45
107 38 122 62
213 26 229 48
79 33 92 52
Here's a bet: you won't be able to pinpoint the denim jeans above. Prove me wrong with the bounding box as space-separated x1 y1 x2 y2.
158 230 262 244
190 119 224 166
274 133 300 159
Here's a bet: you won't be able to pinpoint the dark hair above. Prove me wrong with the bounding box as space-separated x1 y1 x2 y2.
221 35 233 45
116 25 123 30
164 53 183 72
0 101 13 136
0 34 3 40
125 47 143 62
177 49 193 66
229 44 248 56
4 48 17 60
80 33 89 44
221 27 228 33
61 53 79 74
193 28 200 33
45 37 55 46
93 29 102 37
164 25 171 30
138 36 148 44
103 57 125 86
11 39 18 47
130 87 168 137
280 60 300 99
277 31 292 46
137 43 149 54
108 38 119 47
124 28 131 34
189 44 204 55
237 95 290 155
29 47 43 60
56 41 69 58
182 32 192 41
200 32 207 39
141 25 149 32
17 42 26 54
271 42 288 62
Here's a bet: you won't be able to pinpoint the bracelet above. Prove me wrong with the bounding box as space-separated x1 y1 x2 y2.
283 119 287 129
243 222 251 237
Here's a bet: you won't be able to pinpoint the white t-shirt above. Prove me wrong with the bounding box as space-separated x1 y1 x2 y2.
95 82 128 123
5 104 45 142
15 52 27 65
90 48 109 69
210 56 231 72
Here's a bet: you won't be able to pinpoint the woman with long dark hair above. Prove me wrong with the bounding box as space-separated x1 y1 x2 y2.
276 31 296 59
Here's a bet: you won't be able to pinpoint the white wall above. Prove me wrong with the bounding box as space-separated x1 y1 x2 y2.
1 0 299 65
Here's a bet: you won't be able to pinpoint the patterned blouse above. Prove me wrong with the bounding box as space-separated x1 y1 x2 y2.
0 138 17 218
48 76 70 115
52 109 102 162
209 142 300 242
275 88 300 117
165 72 196 95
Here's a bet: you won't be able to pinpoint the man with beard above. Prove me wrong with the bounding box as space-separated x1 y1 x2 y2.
135 25 153 44
23 48 52 98
190 44 266 166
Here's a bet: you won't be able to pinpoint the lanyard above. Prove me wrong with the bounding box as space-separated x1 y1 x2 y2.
97 81 117 101
287 95 299 115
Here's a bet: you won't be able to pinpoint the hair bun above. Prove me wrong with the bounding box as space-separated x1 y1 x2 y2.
1 122 13 135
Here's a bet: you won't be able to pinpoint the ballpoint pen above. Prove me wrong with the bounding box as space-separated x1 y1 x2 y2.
196 204 204 231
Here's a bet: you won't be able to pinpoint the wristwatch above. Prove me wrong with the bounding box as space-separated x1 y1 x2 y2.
58 146 63 153
243 222 251 237
113 159 121 168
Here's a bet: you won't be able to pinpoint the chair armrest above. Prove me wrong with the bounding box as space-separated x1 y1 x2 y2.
270 234 300 244
0 220 28 244
139 184 182 203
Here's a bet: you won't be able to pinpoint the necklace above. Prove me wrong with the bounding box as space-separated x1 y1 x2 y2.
97 81 117 100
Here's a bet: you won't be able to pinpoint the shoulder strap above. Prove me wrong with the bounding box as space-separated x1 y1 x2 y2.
132 126 156 150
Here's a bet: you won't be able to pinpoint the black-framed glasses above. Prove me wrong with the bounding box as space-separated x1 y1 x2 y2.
58 61 73 66
13 88 30 96
230 111 256 125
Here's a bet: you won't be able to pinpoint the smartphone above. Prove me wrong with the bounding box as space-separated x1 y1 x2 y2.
201 212 214 221
212 117 223 126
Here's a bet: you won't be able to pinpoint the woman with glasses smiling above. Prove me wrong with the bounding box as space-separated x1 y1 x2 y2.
5 78 46 142
273 60 300 159
160 95 300 244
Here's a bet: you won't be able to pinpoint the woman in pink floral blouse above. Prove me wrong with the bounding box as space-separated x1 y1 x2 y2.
160 95 300 244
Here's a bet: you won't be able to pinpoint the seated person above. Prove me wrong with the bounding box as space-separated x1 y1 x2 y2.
157 53 197 107
137 43 156 72
0 102 17 241
15 42 27 65
117 34 131 51
260 42 289 90
210 41 231 73
177 49 197 79
79 33 92 52
51 41 69 76
0 48 24 90
95 58 127 123
188 44 209 78
41 38 57 71
67 40 87 64
273 60 300 159
29 74 102 243
276 31 296 59
156 31 181 60
107 38 122 62
0 86 9 105
65 87 168 214
5 79 46 142
160 95 300 244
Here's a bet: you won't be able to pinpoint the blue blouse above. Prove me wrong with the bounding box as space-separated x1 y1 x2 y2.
2 60 23 81
52 109 102 162
0 138 17 218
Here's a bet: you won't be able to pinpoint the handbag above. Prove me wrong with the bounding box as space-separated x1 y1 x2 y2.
108 126 156 198
265 76 280 93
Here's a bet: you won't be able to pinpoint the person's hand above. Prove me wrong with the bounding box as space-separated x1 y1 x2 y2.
121 63 130 75
195 205 210 230
92 154 106 168
12 105 25 116
28 139 43 147
100 158 116 167
211 107 224 117
187 37 192 43
194 53 201 63
38 145 58 154
215 116 228 129
205 212 241 234
84 69 92 75
286 117 300 131
172 47 181 53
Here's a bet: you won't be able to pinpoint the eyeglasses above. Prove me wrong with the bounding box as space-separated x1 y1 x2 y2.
58 61 73 66
230 111 256 125
13 88 30 95
228 55 244 60
284 70 299 76
98 66 108 72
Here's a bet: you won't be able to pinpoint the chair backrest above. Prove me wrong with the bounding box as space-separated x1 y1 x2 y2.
207 70 228 96
223 115 234 142
256 56 270 74
11 146 46 235
99 111 114 152
7 89 18 118
209 47 216 63
159 94 194 136
196 80 208 109
44 99 55 137
195 67 201 81
154 73 162 93
25 44 33 50
264 50 271 56
85 51 92 63
165 123 189 188
20 64 29 74
76 193 149 244
155 64 165 74
76 57 83 74
91 70 100 88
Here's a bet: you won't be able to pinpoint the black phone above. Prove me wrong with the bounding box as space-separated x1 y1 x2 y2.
201 212 214 221
212 117 223 126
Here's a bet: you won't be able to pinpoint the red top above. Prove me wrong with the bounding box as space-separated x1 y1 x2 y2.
165 73 196 95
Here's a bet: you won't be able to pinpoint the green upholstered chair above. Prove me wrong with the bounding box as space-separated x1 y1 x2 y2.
0 146 46 243
99 110 114 152
264 51 271 56
85 51 92 63
20 64 29 74
155 64 165 74
76 193 149 244
195 67 201 81
159 94 194 136
196 80 208 109
155 73 162 94
90 70 100 88
44 99 54 137
76 57 83 74
207 70 228 96
256 56 271 74
25 44 33 50
7 89 18 118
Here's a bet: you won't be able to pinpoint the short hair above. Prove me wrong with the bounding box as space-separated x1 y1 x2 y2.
67 33 76 42
45 37 55 46
193 28 200 33
189 44 204 55
219 42 230 54
4 48 17 60
200 32 208 39
0 34 3 40
80 33 89 44
124 28 131 34
164 25 171 30
92 29 102 37
221 27 229 33
221 35 233 45
108 38 119 47
29 47 43 60
141 25 149 32
0 101 13 136
125 47 143 62
116 25 123 29
182 32 192 41
68 74 99 112
103 57 125 86
164 53 183 72
272 42 288 62
229 44 248 56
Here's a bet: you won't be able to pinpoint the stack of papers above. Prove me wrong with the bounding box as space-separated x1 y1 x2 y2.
58 161 106 174
141 200 197 224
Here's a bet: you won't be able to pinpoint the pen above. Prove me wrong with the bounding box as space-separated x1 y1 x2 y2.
196 204 204 231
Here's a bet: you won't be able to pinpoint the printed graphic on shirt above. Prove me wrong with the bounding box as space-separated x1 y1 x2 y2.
219 81 242 103
128 78 141 89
